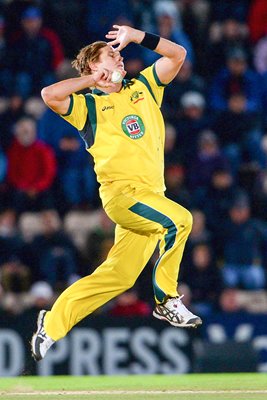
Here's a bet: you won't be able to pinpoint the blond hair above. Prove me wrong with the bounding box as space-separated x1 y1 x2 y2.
72 41 108 76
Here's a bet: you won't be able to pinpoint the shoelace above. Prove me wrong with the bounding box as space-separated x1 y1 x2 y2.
38 323 54 346
166 295 194 317
166 295 184 308
39 327 48 340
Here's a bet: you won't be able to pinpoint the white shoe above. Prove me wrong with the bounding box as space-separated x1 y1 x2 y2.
31 310 55 361
153 295 202 328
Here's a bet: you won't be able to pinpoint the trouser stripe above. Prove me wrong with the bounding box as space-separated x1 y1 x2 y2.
129 202 177 302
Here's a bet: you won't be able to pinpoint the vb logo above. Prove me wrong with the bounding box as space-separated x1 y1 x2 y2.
121 115 145 139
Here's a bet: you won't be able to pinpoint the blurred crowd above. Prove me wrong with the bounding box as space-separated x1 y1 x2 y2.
1 0 267 319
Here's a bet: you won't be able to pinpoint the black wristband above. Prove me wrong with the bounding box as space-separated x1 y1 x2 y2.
140 32 160 50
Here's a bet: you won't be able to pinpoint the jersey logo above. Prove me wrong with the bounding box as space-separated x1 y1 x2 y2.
102 105 114 111
130 91 144 104
121 115 145 139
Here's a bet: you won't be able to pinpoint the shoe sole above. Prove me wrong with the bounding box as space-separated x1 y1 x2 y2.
31 310 47 361
153 310 202 328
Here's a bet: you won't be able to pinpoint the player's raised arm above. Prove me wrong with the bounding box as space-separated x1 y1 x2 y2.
41 76 92 115
106 25 187 85
41 69 117 115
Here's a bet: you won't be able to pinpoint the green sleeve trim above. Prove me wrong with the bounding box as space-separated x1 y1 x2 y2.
136 74 157 105
153 63 167 87
61 94 74 116
85 94 97 138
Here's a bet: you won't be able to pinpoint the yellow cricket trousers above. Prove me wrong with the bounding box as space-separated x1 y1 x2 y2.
44 185 192 340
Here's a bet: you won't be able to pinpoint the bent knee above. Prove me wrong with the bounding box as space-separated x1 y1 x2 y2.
184 208 193 229
173 207 193 230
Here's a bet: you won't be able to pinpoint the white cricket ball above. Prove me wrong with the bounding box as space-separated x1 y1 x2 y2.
111 70 123 83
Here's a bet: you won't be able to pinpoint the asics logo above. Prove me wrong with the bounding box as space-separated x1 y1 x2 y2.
102 105 114 111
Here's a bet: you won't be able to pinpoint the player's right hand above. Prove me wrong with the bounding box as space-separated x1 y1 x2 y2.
91 69 116 89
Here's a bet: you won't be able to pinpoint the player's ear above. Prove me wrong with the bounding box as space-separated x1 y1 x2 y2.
89 61 97 72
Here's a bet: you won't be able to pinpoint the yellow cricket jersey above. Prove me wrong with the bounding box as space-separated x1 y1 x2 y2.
61 64 167 206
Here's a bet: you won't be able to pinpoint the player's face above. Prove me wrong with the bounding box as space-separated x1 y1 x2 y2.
96 45 126 75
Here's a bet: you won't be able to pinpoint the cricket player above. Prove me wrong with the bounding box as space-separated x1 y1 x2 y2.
31 24 202 361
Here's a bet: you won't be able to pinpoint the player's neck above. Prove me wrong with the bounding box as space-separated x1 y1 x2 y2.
99 83 122 94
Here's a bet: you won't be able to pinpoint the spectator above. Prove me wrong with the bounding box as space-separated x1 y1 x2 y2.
248 0 267 43
210 0 250 23
143 0 194 66
187 209 212 247
175 91 212 165
182 208 212 266
130 0 155 32
213 92 265 174
28 210 80 290
0 208 24 264
38 106 78 154
236 162 260 202
219 288 267 314
29 281 55 311
192 168 244 234
0 96 25 151
164 164 191 210
209 48 262 113
0 144 7 206
38 107 99 211
180 242 222 317
0 15 12 96
254 33 267 74
219 196 267 290
86 0 133 42
251 169 267 221
187 129 229 191
163 60 206 121
261 73 267 128
179 0 210 73
207 18 251 77
164 122 179 165
8 6 64 99
42 0 86 58
0 257 32 314
56 130 98 211
109 287 151 317
24 96 46 121
7 117 57 213
219 288 242 313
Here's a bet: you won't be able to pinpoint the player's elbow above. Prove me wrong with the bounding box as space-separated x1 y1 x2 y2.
169 44 187 67
41 86 62 108
41 86 54 106
41 86 70 115
177 45 187 62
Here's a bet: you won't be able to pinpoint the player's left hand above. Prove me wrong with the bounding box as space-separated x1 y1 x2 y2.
106 25 136 51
